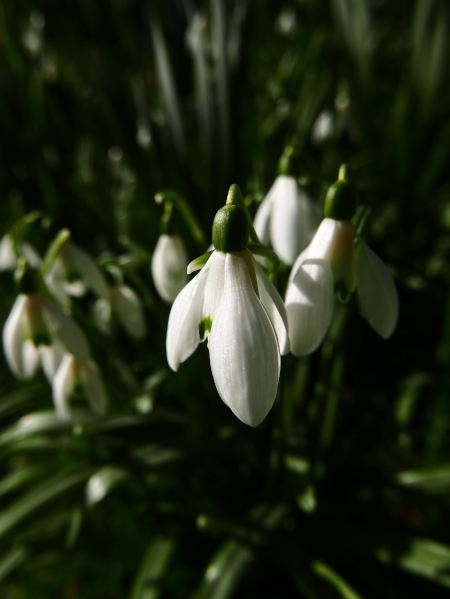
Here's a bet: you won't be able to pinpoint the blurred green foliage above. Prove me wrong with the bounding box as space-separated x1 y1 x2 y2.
1 0 450 597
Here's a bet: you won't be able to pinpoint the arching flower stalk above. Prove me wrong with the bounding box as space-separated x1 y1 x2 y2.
285 165 399 356
167 184 288 427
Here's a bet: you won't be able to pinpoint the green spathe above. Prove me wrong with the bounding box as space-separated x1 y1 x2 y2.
212 205 249 253
324 164 357 221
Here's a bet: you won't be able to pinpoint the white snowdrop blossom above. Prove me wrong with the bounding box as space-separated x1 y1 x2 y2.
254 175 319 266
167 201 289 427
52 353 107 419
311 110 335 145
151 234 188 304
45 241 108 307
95 285 147 339
2 293 91 380
0 234 41 271
285 218 399 356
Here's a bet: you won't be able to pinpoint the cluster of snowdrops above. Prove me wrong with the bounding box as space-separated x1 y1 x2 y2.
1 164 398 427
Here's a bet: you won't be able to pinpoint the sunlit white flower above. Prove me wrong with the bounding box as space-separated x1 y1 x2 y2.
167 248 289 427
94 285 146 339
0 235 41 271
45 241 108 307
254 176 319 266
52 353 107 419
285 218 399 356
311 110 335 145
151 235 188 304
2 293 91 380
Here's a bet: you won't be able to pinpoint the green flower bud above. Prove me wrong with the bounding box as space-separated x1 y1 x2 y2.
323 164 357 221
212 205 249 253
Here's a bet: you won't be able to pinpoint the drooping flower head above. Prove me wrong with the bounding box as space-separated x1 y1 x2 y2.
253 148 319 266
167 184 289 427
285 165 399 356
45 238 109 307
151 234 188 304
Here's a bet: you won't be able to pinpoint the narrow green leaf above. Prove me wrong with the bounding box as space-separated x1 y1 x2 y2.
129 535 177 599
0 467 95 541
0 546 28 583
40 228 71 277
86 465 129 507
312 561 364 599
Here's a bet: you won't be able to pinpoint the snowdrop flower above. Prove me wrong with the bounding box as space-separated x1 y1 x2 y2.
151 234 188 304
167 188 289 427
52 353 107 419
45 240 108 307
94 285 147 339
2 293 91 380
311 110 335 145
0 235 41 271
285 166 399 356
254 175 319 266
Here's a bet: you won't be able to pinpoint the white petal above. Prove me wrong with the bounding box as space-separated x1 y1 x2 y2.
21 340 40 378
40 298 91 361
356 242 399 339
67 243 109 299
2 295 28 378
285 248 334 356
253 186 275 246
40 343 65 382
45 263 71 307
311 110 334 145
52 354 76 419
209 252 280 427
0 235 17 271
151 235 189 304
112 285 147 339
79 359 108 415
200 251 226 329
21 243 41 269
166 258 212 371
93 298 112 334
270 176 312 265
254 261 289 355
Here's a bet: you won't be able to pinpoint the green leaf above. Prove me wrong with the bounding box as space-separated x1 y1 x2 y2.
395 463 450 495
86 465 129 507
312 561 364 599
129 535 177 599
0 546 28 583
0 466 95 541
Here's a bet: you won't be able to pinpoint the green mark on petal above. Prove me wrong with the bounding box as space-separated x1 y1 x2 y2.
199 316 212 341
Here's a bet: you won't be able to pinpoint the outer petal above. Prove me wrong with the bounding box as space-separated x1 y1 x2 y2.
45 261 71 307
151 235 189 304
253 184 276 246
112 285 147 339
52 354 76 420
166 258 212 371
79 359 108 415
0 235 17 271
40 297 91 361
270 175 311 265
21 340 40 379
68 242 109 299
40 343 65 382
200 250 226 328
209 252 280 427
356 241 399 339
21 243 41 269
2 295 28 378
254 261 289 355
285 247 334 356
